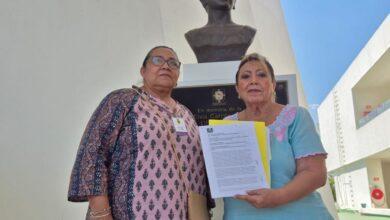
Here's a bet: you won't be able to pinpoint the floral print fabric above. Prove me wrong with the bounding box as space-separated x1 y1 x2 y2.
68 88 210 220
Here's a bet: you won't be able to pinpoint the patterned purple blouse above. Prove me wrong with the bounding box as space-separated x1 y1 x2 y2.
68 88 212 220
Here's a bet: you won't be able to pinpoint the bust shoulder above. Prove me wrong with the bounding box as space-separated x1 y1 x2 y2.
185 24 256 47
185 24 257 62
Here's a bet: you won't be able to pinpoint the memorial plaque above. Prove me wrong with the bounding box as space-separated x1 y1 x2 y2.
275 81 288 105
172 82 289 125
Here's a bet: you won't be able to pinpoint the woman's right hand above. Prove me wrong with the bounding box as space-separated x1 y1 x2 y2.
234 188 285 208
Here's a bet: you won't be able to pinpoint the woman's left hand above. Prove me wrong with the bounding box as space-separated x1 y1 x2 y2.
234 188 284 208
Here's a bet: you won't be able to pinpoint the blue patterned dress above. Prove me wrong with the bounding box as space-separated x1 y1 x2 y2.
223 105 333 220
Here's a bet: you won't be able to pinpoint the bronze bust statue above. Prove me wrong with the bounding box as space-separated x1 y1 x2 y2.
185 0 256 63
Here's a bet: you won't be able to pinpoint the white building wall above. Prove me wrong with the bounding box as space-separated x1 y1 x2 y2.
319 15 390 211
367 159 388 208
335 168 370 210
318 94 340 170
334 174 353 209
353 82 390 120
383 162 390 207
350 167 371 209
319 15 390 167
355 110 390 159
0 0 307 219
334 176 343 208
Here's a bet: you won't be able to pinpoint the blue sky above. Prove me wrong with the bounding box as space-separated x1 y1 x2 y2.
280 0 389 116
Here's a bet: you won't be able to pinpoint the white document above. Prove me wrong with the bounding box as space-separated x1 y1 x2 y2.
199 123 269 198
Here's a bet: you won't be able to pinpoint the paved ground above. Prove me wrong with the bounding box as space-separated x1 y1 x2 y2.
338 210 390 220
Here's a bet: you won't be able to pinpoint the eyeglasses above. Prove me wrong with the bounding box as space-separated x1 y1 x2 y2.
149 56 181 70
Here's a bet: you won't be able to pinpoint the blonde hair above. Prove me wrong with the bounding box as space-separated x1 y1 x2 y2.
235 53 275 84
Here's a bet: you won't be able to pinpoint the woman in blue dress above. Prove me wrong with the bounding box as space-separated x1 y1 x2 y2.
223 53 333 220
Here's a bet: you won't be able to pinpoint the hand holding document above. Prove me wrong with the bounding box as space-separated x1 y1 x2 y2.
209 119 271 183
199 122 270 198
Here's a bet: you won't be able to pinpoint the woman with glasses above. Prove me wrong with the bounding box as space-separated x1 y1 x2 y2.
222 53 332 220
68 46 213 219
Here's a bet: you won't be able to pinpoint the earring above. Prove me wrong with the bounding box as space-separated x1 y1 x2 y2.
238 95 240 99
272 91 276 101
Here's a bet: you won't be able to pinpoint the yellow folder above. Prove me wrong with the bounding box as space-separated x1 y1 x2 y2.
208 119 271 185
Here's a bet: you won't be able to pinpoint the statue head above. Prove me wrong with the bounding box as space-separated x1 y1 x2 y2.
200 0 236 12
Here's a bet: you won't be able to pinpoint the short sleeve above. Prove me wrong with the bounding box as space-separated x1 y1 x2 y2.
288 107 327 159
68 90 130 202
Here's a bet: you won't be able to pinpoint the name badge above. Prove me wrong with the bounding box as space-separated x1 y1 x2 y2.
172 117 188 134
